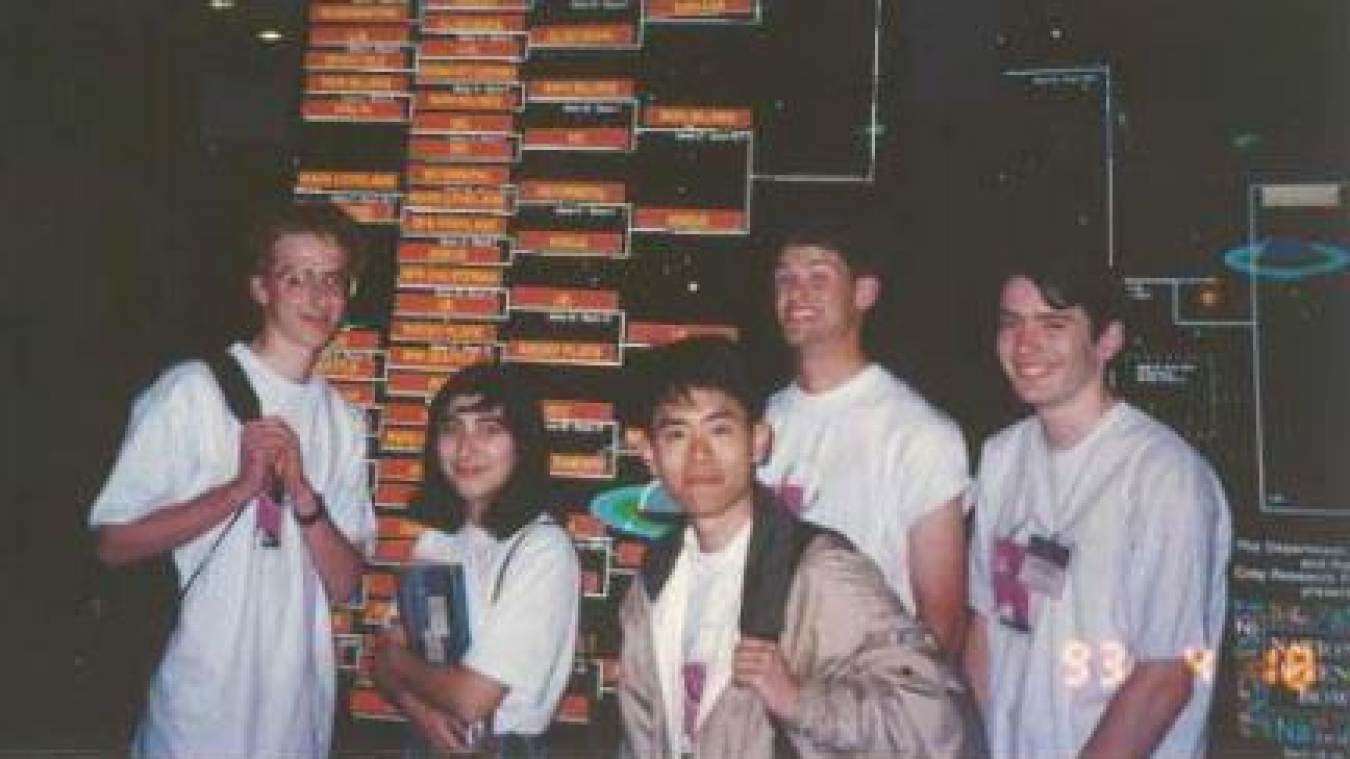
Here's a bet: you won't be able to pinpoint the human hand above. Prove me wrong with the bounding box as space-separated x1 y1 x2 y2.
733 637 801 720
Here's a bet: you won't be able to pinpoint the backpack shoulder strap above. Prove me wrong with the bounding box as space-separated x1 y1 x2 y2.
204 350 261 422
491 516 558 603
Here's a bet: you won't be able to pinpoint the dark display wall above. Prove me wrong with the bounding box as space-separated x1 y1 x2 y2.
283 0 1347 752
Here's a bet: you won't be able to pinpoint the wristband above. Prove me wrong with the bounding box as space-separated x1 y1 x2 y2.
295 493 328 527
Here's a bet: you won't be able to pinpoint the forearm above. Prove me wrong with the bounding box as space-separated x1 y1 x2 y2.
909 498 968 655
293 490 365 603
384 643 504 723
1080 660 1193 759
96 479 250 566
962 613 990 713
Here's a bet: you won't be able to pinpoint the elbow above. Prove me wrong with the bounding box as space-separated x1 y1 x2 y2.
94 529 137 567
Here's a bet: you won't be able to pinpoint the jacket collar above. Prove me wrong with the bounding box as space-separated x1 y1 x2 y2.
640 485 823 640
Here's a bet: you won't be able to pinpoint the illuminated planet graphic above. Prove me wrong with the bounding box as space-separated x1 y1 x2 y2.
589 482 680 539
1223 238 1350 280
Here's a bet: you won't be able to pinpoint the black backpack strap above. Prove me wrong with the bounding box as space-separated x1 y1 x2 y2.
491 516 558 603
205 350 261 422
177 350 262 600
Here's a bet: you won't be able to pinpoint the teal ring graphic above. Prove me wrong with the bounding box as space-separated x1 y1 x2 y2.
1224 238 1350 281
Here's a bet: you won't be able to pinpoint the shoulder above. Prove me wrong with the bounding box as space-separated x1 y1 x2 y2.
980 416 1037 460
514 520 580 570
869 368 964 434
135 359 223 414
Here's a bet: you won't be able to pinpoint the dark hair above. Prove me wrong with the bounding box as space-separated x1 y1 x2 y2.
248 199 369 278
1003 254 1127 337
410 363 551 539
775 214 885 281
627 335 764 431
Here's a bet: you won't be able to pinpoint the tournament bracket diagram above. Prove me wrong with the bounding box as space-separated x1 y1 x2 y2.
293 0 893 724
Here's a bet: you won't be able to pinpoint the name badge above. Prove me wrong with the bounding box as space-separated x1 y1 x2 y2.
1017 534 1071 600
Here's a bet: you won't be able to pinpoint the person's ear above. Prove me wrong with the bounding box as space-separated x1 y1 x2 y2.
1095 320 1125 364
853 274 880 312
751 421 772 465
248 273 269 308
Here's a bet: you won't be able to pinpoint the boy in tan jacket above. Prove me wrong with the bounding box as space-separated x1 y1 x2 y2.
618 336 981 758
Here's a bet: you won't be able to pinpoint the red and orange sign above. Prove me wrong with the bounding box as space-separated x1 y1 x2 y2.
419 36 523 60
412 111 515 135
527 79 635 102
389 318 500 344
403 212 510 237
529 23 637 47
421 11 527 34
405 187 512 213
505 340 621 365
514 230 625 257
397 240 506 266
510 286 619 311
643 106 753 130
633 207 747 233
394 290 506 318
407 135 516 162
522 127 631 151
302 96 409 122
517 180 626 205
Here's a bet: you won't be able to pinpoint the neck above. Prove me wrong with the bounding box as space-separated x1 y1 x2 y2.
250 330 321 383
464 499 490 527
795 339 868 394
690 499 753 553
1037 384 1117 450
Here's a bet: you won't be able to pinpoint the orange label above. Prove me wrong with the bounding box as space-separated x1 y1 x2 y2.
398 263 504 288
626 321 738 346
515 230 625 256
403 212 509 237
381 401 429 426
304 50 409 71
647 0 754 18
633 207 747 233
522 127 631 151
302 96 409 122
421 11 527 33
306 72 410 94
386 370 451 398
395 290 505 317
419 36 524 60
364 572 399 599
329 197 401 224
530 23 636 47
331 327 383 350
389 318 499 344
412 111 515 134
405 187 511 213
417 61 520 84
378 456 423 483
416 88 519 112
614 541 647 568
374 536 416 564
505 340 621 364
378 515 427 539
556 692 592 723
407 163 511 186
309 24 410 46
297 170 400 192
331 380 377 407
643 106 753 130
310 3 411 24
387 344 493 370
527 79 635 101
317 353 381 380
380 426 422 452
407 135 516 162
397 240 506 265
510 286 619 311
567 513 608 539
374 481 417 507
550 452 613 478
517 180 625 205
425 0 530 8
542 400 614 423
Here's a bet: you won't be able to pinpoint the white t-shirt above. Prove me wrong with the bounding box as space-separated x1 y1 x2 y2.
89 342 376 759
968 402 1232 759
648 523 751 757
760 364 970 610
411 516 580 736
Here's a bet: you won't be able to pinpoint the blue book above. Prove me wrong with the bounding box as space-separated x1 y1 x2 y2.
397 563 471 665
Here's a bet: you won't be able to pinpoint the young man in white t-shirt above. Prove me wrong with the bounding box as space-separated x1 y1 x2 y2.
89 202 376 757
759 218 970 653
618 336 979 758
964 258 1231 758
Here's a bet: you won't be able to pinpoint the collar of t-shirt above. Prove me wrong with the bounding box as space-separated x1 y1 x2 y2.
787 363 883 409
230 341 322 414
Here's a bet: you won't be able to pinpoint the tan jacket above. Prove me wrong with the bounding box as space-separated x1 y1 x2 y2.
619 493 982 758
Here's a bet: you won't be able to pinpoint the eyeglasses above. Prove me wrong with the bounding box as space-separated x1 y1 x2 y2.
269 267 357 298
